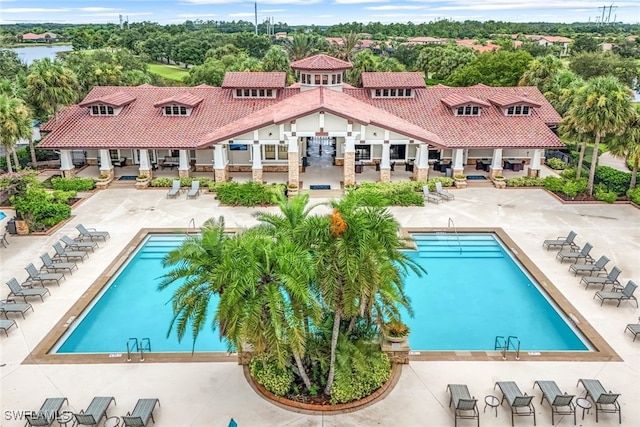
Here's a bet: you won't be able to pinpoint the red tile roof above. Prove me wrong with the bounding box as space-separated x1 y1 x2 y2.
199 87 443 147
441 94 491 108
290 54 352 71
221 72 287 89
78 92 136 108
488 93 541 108
362 72 426 89
407 37 445 44
153 93 204 108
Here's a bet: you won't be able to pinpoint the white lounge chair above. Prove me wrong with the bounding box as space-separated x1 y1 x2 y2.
543 231 579 250
435 182 455 201
422 186 442 204
186 180 200 199
166 179 181 198
76 224 110 241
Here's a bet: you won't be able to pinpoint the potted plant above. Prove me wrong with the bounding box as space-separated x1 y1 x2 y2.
383 319 410 343
492 175 506 189
287 183 299 196
453 173 467 189
97 173 109 182
136 174 149 182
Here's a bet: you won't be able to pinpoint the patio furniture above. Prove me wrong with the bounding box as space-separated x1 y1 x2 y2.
580 266 621 290
624 317 640 341
435 182 455 201
533 380 576 425
494 381 536 426
186 180 200 199
112 157 127 167
446 384 479 427
576 379 621 423
121 398 160 427
543 231 579 251
74 396 116 426
0 318 17 336
25 263 65 286
6 277 51 302
0 300 34 319
25 397 68 427
556 242 593 263
0 232 8 247
75 224 110 241
40 252 78 275
594 280 638 307
61 235 98 252
423 186 443 204
166 179 180 199
569 255 609 276
160 156 179 170
484 395 500 417
53 242 88 263
576 398 592 420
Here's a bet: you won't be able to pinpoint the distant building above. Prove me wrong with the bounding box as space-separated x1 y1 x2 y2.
525 35 572 56
20 32 62 43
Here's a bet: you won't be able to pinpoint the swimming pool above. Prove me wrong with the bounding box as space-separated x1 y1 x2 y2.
0 211 6 221
403 233 589 351
54 235 227 353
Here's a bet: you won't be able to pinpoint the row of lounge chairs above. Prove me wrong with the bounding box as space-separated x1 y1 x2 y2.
0 224 109 337
166 179 201 199
448 378 621 426
25 396 159 427
423 183 455 204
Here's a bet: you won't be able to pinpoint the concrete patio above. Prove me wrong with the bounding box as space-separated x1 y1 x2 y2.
1 176 638 426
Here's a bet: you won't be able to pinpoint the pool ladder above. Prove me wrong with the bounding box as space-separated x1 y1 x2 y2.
447 217 462 255
495 336 520 360
127 337 151 362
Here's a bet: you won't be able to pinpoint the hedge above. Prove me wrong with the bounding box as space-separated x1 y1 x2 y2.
51 177 96 191
594 166 631 196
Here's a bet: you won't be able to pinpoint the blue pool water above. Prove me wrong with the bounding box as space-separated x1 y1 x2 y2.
0 212 6 220
403 233 588 351
56 235 227 353
56 233 589 353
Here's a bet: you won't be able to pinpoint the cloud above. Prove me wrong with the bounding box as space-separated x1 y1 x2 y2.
3 8 70 13
365 5 426 10
177 13 219 18
407 0 638 12
78 12 154 18
333 0 388 4
77 7 120 12
228 12 256 17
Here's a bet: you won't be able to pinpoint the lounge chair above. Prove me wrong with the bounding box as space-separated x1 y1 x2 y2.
76 224 110 241
121 398 160 427
186 180 200 199
580 266 621 290
6 277 51 302
624 317 640 341
436 182 455 201
569 255 609 276
543 231 579 250
166 179 181 199
228 419 238 427
594 280 638 307
576 379 621 423
0 318 17 336
446 384 479 427
0 232 8 247
494 381 536 426
40 252 78 275
422 186 443 204
73 396 116 426
0 300 34 319
25 397 68 427
25 263 64 286
61 235 98 252
533 380 575 425
53 242 88 263
555 242 594 263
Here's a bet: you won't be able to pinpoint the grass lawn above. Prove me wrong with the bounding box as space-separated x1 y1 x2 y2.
146 62 189 82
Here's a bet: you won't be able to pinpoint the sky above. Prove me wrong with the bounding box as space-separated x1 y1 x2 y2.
0 0 639 26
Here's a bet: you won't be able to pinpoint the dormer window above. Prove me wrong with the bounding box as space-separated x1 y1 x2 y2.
372 88 413 98
91 105 115 115
506 105 530 116
456 105 480 116
234 89 274 98
164 105 189 116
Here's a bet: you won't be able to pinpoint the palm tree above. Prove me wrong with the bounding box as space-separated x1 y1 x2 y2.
562 76 634 195
519 54 565 92
346 50 379 87
26 58 79 122
543 70 584 116
607 108 640 188
329 32 361 61
284 34 323 62
0 94 32 172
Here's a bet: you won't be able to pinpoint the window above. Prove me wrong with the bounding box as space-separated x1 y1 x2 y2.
264 144 276 159
355 145 371 161
375 89 381 97
457 107 464 115
507 106 514 115
99 105 107 115
515 106 522 115
337 74 341 83
390 144 406 160
522 106 530 115
457 105 481 116
506 105 531 116
92 106 99 115
180 106 187 115
464 106 472 115
383 89 389 96
236 88 275 98
390 89 396 96
236 89 242 96
266 89 273 97
472 106 479 115
165 106 172 115
107 106 114 115
244 89 250 97
229 144 248 151
251 89 257 97
331 74 336 84
405 88 411 96
301 74 307 84
322 75 328 85
171 106 178 115
314 75 321 85
398 89 404 96
259 89 265 97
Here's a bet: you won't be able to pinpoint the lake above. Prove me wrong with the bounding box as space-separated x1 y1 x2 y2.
11 45 73 65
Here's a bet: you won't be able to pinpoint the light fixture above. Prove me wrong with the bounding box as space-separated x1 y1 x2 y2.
373 132 377 137
269 132 272 136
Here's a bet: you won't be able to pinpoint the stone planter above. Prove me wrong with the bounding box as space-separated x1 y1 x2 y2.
383 334 409 344
492 177 506 189
135 179 150 189
15 220 29 235
454 179 467 189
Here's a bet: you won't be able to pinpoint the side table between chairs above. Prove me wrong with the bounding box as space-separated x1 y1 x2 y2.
484 394 500 417
576 397 592 420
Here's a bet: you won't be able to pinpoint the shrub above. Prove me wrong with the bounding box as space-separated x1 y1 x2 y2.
543 176 564 193
249 357 294 397
594 166 631 196
215 181 281 206
546 157 567 170
150 177 173 187
51 190 77 204
506 176 544 187
627 186 640 205
0 169 38 191
51 177 95 191
353 181 428 206
150 176 214 188
594 184 617 203
560 168 577 179
330 352 391 404
560 178 588 198
10 187 71 231
384 320 410 338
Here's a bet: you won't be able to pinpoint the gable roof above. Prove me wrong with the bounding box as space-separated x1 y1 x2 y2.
290 54 352 71
78 92 136 108
441 94 491 108
362 72 426 89
221 72 287 89
153 93 204 108
489 93 542 108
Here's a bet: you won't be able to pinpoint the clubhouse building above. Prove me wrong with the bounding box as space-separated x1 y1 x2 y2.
39 54 564 187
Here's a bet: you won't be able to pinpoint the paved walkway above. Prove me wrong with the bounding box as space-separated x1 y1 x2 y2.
1 185 639 426
599 152 630 172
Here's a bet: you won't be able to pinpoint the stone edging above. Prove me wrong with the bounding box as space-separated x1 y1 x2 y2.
243 362 402 415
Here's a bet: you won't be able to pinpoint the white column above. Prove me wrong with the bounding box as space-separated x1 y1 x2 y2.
178 150 189 171
491 149 503 170
138 149 150 169
60 150 73 170
252 143 262 169
381 143 390 168
531 149 542 170
287 136 298 153
99 149 112 169
453 148 464 170
345 136 355 153
417 144 429 169
213 144 225 168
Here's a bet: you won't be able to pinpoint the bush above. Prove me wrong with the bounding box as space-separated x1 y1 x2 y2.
249 357 294 397
330 352 391 404
546 157 567 170
150 176 214 188
506 177 544 187
560 178 588 198
594 184 617 203
543 176 564 193
215 181 282 206
10 187 71 231
353 181 428 206
594 166 631 196
51 190 77 204
627 186 640 205
51 177 95 191
560 168 577 179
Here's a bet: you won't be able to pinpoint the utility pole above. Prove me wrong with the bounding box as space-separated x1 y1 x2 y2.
254 2 258 35
606 4 617 24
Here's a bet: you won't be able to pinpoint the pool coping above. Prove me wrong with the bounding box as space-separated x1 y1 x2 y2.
25 227 621 364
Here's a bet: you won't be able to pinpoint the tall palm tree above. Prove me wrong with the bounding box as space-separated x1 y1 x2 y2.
329 32 361 61
346 49 379 87
607 108 640 188
284 34 323 62
0 94 32 172
26 58 79 122
562 76 634 195
518 54 565 92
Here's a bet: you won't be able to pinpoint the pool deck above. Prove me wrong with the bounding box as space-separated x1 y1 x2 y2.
1 183 639 426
